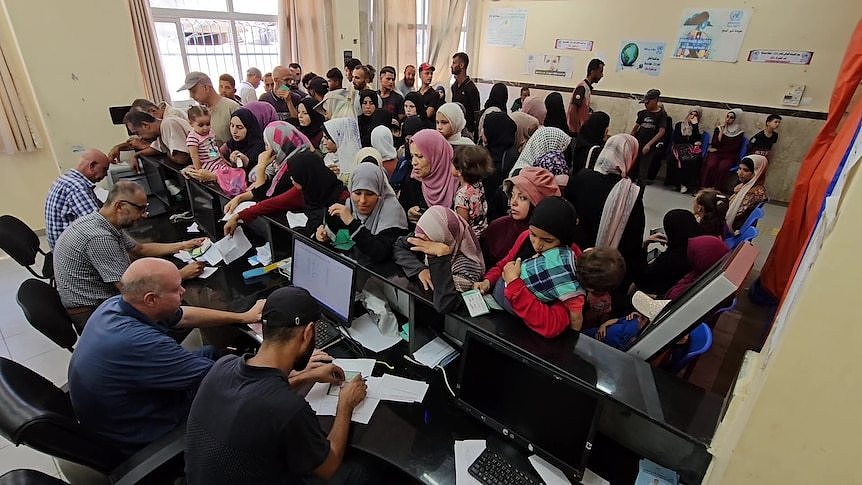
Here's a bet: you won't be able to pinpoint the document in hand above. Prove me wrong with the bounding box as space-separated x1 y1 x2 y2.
220 200 256 221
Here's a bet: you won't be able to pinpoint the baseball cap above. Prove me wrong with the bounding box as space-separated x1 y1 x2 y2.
641 89 661 103
262 287 321 328
631 291 671 322
177 71 212 92
419 62 435 73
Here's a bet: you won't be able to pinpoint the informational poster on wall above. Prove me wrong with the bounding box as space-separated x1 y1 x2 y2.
554 39 593 52
748 50 814 65
616 41 666 77
672 8 752 62
486 8 528 48
524 54 575 78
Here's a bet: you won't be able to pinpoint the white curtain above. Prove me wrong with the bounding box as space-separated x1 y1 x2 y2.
128 0 170 103
279 0 337 78
372 0 417 71
0 40 38 154
425 0 467 85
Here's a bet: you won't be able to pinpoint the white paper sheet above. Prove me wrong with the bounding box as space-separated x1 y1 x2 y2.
582 468 611 485
220 200 256 221
332 358 376 378
174 250 193 263
454 440 486 485
305 381 380 424
345 314 402 353
198 267 218 279
256 242 273 265
529 455 572 485
483 293 504 311
186 222 200 233
462 289 490 317
212 227 252 264
94 186 109 203
380 374 429 403
413 337 457 368
286 211 309 228
200 246 224 266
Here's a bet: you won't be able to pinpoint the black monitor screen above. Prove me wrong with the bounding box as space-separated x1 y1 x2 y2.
458 333 599 477
188 182 218 238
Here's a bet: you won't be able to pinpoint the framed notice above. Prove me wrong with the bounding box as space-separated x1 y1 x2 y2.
554 39 593 51
748 50 813 65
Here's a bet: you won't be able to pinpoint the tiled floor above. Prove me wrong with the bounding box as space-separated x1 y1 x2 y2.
0 185 787 480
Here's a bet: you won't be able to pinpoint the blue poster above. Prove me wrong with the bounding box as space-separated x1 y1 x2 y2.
673 9 752 62
616 41 666 77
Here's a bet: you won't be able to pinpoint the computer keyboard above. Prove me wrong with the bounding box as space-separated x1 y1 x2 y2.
468 448 543 485
315 320 343 350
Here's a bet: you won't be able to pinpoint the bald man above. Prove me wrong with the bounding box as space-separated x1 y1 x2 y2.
54 181 205 329
44 149 111 248
259 65 305 120
68 258 265 456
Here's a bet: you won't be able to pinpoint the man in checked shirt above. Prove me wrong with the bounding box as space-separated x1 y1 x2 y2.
44 148 111 249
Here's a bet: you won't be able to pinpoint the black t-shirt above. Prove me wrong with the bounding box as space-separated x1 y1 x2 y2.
380 91 405 118
185 355 330 485
634 109 668 148
748 130 778 153
451 77 481 134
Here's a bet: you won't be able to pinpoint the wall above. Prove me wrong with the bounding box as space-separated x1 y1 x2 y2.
333 0 364 65
0 0 145 229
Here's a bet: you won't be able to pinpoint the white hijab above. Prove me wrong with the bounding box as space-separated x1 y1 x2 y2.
721 108 745 138
437 102 474 146
323 117 362 175
370 125 397 160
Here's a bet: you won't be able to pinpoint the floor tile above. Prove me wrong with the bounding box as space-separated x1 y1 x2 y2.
5 330 56 362
0 444 61 478
24 348 71 388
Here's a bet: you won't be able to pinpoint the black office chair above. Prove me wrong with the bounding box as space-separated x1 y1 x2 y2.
16 279 79 349
0 357 185 485
0 469 68 485
0 215 54 283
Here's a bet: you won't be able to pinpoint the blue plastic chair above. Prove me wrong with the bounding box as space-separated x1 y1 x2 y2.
700 131 710 150
728 137 750 172
665 322 713 374
725 225 759 249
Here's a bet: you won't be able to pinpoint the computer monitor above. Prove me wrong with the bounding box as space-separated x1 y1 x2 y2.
188 182 219 238
457 331 600 482
291 237 356 324
626 241 758 360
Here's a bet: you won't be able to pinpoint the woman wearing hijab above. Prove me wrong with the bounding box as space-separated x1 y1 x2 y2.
635 209 703 296
702 108 745 189
370 125 398 176
391 115 429 191
296 98 325 149
482 167 560 265
220 101 278 177
510 111 540 156
485 83 508 112
436 102 474 146
671 106 704 194
404 91 434 127
393 206 485 312
543 92 569 134
357 89 391 147
521 96 547 125
322 117 362 177
509 126 572 178
572 111 610 172
665 235 729 300
564 133 644 282
398 129 459 224
727 155 768 231
480 111 518 220
315 162 408 262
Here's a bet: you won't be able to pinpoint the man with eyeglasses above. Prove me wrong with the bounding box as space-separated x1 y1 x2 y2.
54 181 206 330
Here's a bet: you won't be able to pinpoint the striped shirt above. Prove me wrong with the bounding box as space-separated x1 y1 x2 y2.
53 212 138 308
44 170 101 248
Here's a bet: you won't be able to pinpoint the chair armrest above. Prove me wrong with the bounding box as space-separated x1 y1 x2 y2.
109 426 185 485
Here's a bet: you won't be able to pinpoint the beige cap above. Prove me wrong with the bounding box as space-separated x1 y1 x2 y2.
177 71 212 91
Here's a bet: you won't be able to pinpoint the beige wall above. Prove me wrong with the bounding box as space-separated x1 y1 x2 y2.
0 0 145 229
333 0 363 66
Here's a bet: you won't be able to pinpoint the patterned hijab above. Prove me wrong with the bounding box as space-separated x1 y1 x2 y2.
323 117 362 175
595 134 641 248
512 126 571 176
726 155 768 227
410 129 458 207
263 121 312 197
415 206 485 274
346 162 408 234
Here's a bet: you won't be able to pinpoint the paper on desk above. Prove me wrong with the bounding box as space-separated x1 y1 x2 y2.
345 314 402 353
483 293 504 311
529 455 572 485
213 227 253 264
94 186 109 203
305 382 380 424
332 358 376 378
174 250 194 263
187 222 200 233
197 267 218 279
256 242 273 265
582 468 611 485
286 211 309 228
454 440 485 485
413 337 457 368
380 374 428 402
220 200 256 221
200 245 224 266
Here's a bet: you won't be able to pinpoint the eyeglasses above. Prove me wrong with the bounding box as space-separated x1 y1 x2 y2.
120 200 149 214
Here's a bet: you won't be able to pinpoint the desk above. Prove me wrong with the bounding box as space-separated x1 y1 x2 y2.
141 154 722 484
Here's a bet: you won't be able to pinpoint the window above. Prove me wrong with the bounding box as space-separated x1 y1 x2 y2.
149 0 279 101
415 0 469 67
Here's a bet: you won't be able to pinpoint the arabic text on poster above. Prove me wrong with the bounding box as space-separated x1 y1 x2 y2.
486 8 528 48
748 50 813 65
524 54 575 78
616 41 665 77
673 8 751 62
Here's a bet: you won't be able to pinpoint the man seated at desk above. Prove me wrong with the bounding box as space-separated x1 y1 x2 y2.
122 108 192 173
106 98 188 164
185 287 378 485
53 181 205 329
68 258 265 457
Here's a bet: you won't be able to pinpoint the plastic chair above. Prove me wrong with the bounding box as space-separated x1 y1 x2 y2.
0 357 185 485
728 137 750 172
0 215 53 282
700 130 710 149
664 322 713 375
724 225 759 250
740 201 767 230
16 279 79 350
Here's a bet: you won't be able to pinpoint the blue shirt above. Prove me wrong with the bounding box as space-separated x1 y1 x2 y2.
68 296 214 456
44 169 101 248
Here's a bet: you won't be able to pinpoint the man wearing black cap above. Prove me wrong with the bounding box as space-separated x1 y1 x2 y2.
185 287 371 484
630 88 668 184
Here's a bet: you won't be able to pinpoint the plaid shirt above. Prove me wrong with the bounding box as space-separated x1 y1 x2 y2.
520 246 584 303
53 212 138 308
44 170 101 248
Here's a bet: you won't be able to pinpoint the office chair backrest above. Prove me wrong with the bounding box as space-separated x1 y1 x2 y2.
16 279 78 351
0 215 40 268
0 469 69 484
0 357 125 473
666 323 713 374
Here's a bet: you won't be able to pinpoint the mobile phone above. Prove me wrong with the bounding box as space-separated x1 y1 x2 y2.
189 238 213 258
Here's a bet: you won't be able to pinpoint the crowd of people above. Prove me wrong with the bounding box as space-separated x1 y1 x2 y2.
39 51 780 483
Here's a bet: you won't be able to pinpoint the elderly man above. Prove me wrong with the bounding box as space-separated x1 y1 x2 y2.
185 287 373 484
259 65 305 120
122 109 192 172
54 181 205 329
177 71 240 145
44 149 111 248
395 65 416 97
238 67 261 104
69 257 265 457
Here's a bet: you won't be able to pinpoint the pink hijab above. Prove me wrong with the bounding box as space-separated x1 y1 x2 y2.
595 134 641 248
521 96 547 125
665 236 729 300
415 206 485 275
410 129 458 208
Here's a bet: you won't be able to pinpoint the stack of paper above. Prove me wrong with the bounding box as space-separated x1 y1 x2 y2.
345 314 402 353
286 211 309 228
220 201 256 221
366 374 429 403
635 459 678 485
413 337 458 368
305 358 379 424
174 227 253 266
